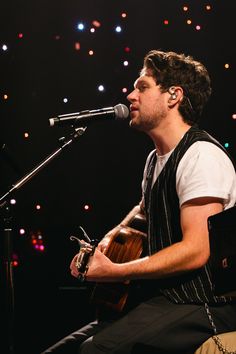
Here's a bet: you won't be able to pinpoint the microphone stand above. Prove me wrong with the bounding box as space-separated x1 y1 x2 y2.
0 127 86 354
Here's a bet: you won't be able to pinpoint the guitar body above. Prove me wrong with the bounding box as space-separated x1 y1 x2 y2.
90 213 147 312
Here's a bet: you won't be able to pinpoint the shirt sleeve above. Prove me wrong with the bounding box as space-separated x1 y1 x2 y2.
176 141 236 208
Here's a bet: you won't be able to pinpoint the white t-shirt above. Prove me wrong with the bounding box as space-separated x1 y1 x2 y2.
142 141 236 209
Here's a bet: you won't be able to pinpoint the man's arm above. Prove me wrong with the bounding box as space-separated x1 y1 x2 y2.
97 203 144 253
71 197 223 282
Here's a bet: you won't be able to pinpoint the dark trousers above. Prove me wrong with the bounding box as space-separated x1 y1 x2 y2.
41 296 236 354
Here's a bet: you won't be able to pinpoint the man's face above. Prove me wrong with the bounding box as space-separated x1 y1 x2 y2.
127 69 168 132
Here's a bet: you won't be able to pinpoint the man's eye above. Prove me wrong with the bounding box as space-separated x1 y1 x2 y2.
139 85 148 92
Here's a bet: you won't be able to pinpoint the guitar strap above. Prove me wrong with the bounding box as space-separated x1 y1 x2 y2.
143 151 156 255
143 152 156 215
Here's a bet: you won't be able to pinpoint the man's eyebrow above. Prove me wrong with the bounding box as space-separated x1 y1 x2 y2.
134 78 149 88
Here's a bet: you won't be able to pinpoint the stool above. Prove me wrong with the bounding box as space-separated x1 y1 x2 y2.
194 331 236 354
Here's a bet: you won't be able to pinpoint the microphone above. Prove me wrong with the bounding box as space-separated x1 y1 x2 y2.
49 103 129 127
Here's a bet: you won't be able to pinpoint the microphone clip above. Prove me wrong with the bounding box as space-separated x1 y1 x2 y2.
58 127 87 147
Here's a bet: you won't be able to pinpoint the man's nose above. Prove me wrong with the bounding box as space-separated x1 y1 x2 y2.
127 89 137 102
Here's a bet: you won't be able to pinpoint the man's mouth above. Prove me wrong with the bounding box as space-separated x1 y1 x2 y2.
130 105 139 112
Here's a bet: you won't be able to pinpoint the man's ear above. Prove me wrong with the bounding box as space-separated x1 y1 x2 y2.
167 86 183 105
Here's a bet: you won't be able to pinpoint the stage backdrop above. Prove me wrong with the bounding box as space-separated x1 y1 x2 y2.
0 1 235 353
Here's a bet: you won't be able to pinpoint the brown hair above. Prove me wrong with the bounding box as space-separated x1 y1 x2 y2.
143 50 212 125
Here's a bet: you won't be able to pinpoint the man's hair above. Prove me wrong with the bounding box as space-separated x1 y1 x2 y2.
143 50 212 125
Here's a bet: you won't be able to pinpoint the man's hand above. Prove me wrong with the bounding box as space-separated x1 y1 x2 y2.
70 248 119 282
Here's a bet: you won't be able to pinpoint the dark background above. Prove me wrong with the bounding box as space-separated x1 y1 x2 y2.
0 1 236 353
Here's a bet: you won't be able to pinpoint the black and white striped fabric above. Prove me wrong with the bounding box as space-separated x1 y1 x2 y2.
143 126 235 304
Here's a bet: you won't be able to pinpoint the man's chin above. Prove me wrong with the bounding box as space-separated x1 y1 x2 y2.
129 119 142 131
129 119 134 127
129 119 137 128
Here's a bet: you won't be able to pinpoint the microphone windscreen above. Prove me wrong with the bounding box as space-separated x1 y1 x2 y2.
114 104 129 120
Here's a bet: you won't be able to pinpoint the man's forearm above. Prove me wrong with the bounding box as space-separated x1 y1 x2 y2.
103 204 143 238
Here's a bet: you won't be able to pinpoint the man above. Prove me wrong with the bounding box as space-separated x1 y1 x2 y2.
42 50 236 353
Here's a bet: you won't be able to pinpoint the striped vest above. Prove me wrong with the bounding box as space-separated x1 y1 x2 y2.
143 126 234 304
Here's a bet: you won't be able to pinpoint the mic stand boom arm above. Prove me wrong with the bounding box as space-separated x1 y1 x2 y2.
0 127 86 206
0 127 86 354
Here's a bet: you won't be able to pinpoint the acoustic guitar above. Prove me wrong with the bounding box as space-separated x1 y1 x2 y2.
90 212 147 313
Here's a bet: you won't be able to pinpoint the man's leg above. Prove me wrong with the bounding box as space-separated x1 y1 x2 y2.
40 320 111 353
79 296 236 354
